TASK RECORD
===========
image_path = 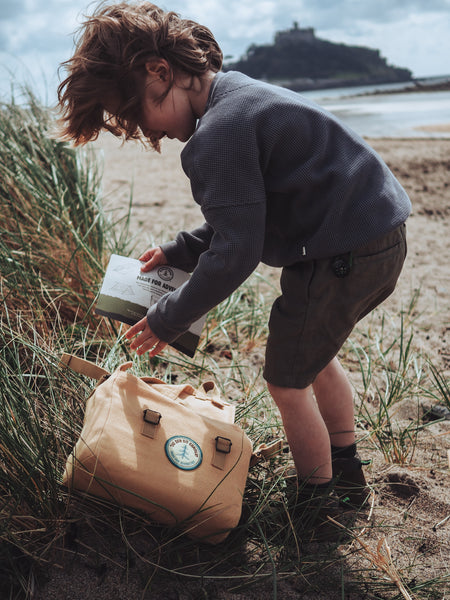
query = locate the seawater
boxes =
[300,79,450,138]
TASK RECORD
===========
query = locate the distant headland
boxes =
[224,22,413,91]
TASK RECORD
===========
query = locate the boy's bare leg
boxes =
[267,357,355,484]
[313,357,369,506]
[267,382,332,485]
[312,357,355,448]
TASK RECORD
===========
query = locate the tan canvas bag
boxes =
[61,354,254,544]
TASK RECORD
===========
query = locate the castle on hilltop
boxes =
[225,21,412,91]
[274,22,316,45]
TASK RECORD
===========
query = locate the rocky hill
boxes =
[224,22,412,91]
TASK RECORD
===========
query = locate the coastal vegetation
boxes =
[1,88,449,600]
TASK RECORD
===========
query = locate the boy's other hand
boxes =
[125,317,168,357]
[139,246,167,272]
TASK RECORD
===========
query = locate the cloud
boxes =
[0,0,27,20]
[0,0,449,102]
[0,1,80,55]
[298,0,449,28]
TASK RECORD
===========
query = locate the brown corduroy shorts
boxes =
[263,224,407,389]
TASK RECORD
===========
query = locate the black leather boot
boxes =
[332,453,370,507]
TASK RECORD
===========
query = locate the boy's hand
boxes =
[125,317,168,357]
[128,247,169,356]
[139,246,167,272]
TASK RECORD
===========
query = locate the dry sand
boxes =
[39,134,450,599]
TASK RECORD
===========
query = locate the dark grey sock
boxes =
[331,443,357,459]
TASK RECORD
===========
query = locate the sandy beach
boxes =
[39,133,450,599]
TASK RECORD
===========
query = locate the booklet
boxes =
[95,254,206,357]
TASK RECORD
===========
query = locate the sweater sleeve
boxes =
[147,200,266,343]
[160,222,214,272]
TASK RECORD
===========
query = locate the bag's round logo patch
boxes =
[165,436,203,471]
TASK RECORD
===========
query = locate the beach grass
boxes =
[1,88,449,600]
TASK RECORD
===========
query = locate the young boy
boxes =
[58,2,410,533]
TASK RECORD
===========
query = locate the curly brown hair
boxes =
[57,1,223,148]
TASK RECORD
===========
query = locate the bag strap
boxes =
[60,353,110,381]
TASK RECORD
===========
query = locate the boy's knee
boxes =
[267,381,310,407]
[267,381,289,397]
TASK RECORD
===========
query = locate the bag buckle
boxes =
[215,436,232,454]
[142,408,162,438]
[212,436,232,469]
[143,409,162,425]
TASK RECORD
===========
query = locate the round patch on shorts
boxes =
[165,436,203,471]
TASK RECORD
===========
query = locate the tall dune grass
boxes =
[0,88,129,333]
[0,88,449,599]
[0,86,130,597]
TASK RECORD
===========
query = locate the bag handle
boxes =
[60,353,234,417]
[250,438,286,467]
[194,381,227,409]
[60,354,219,403]
[60,353,110,381]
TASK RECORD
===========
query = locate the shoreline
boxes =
[277,75,450,96]
[414,122,450,133]
[360,77,450,96]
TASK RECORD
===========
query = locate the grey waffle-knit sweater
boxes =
[147,71,411,343]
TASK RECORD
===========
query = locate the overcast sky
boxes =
[1,0,449,103]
